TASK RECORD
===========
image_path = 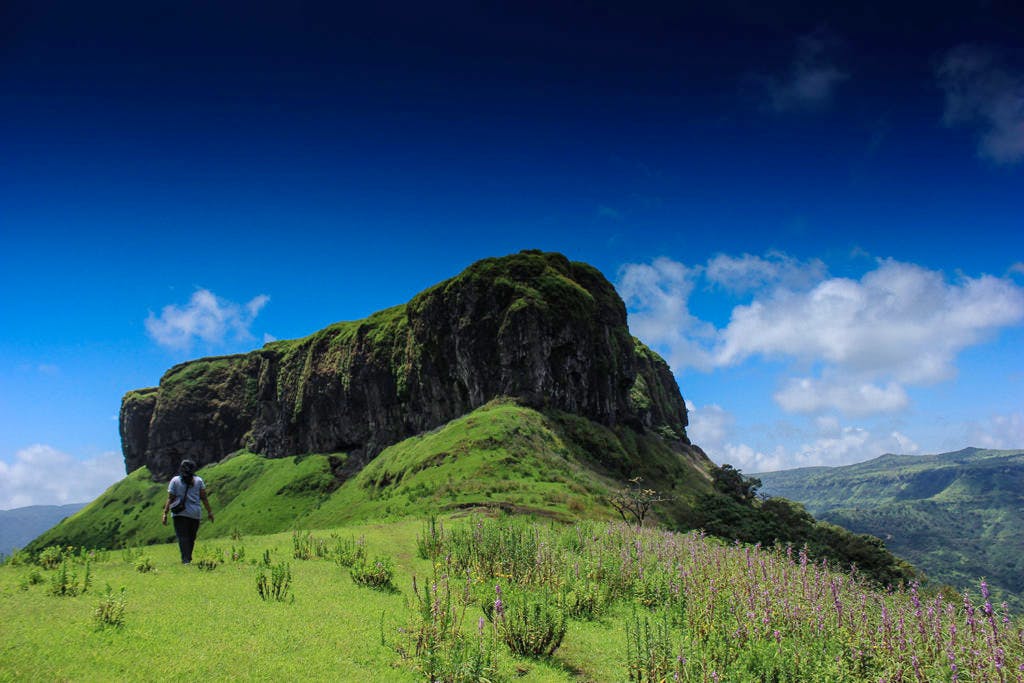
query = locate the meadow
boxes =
[3,514,1022,682]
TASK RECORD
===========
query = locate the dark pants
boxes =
[172,515,201,563]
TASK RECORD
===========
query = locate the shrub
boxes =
[5,548,30,566]
[350,555,395,590]
[625,609,680,682]
[194,549,221,571]
[292,530,329,560]
[292,530,313,560]
[135,556,156,573]
[38,546,64,570]
[332,535,365,567]
[491,585,567,658]
[18,568,45,590]
[121,547,143,565]
[48,558,91,597]
[400,574,498,683]
[416,517,445,560]
[560,578,608,620]
[93,585,127,629]
[256,561,292,602]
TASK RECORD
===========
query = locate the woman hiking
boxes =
[161,459,214,564]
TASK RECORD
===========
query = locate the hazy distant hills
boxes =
[0,503,86,556]
[757,448,1024,610]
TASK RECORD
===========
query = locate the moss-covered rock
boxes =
[121,250,695,480]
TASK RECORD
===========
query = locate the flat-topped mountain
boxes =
[121,250,691,480]
[35,250,914,589]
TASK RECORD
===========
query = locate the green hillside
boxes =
[4,515,1020,681]
[29,399,712,553]
[757,448,1024,610]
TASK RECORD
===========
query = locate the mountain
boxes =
[120,250,691,480]
[31,251,913,588]
[0,503,86,556]
[30,399,712,551]
[757,447,1024,610]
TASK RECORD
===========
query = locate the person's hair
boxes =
[179,459,197,485]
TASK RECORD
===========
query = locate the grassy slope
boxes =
[30,400,711,552]
[757,448,1024,609]
[4,515,1022,682]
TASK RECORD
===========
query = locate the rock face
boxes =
[122,251,691,480]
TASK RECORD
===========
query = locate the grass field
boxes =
[5,513,1022,682]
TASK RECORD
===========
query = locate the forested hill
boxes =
[757,448,1024,610]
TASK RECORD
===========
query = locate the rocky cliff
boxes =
[121,250,691,480]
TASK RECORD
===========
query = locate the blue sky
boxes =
[1,1,1022,507]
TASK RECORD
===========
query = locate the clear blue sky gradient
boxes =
[2,1,1022,506]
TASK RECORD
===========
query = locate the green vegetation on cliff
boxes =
[35,400,711,553]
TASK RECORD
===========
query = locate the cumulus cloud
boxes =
[760,30,849,112]
[146,289,270,350]
[0,445,124,509]
[620,254,1024,417]
[706,252,826,293]
[687,402,922,473]
[774,376,908,415]
[715,259,1024,384]
[617,258,716,371]
[937,45,1024,164]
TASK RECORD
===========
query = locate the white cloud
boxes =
[774,376,908,415]
[145,288,270,350]
[937,45,1024,164]
[618,258,716,371]
[760,30,849,112]
[0,445,124,510]
[687,402,922,473]
[705,252,826,293]
[620,254,1024,417]
[716,259,1024,390]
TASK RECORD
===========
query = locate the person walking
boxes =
[161,459,214,564]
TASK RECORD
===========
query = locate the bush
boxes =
[18,568,44,590]
[625,609,680,682]
[491,586,566,658]
[292,530,330,560]
[93,585,127,629]
[400,573,498,683]
[194,549,221,572]
[350,555,395,590]
[135,556,156,573]
[256,562,292,602]
[333,535,366,567]
[48,558,91,597]
[38,546,64,570]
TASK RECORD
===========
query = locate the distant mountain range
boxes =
[0,503,87,557]
[757,447,1024,611]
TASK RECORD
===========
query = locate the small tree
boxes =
[608,477,668,527]
[711,464,761,505]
